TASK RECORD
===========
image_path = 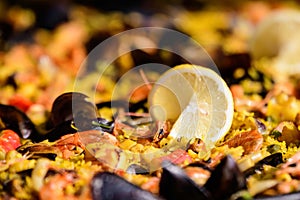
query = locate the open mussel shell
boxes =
[50,92,98,130]
[160,155,247,200]
[244,153,283,178]
[91,172,162,200]
[204,155,247,200]
[0,104,41,140]
[43,120,77,142]
[159,160,211,200]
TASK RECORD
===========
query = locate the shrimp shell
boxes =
[224,130,263,155]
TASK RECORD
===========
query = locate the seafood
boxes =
[17,129,118,160]
[0,104,38,140]
[152,121,171,143]
[159,160,211,200]
[159,155,247,200]
[204,155,247,200]
[39,172,78,200]
[231,81,298,115]
[0,92,116,143]
[91,172,162,200]
[3,2,300,199]
[243,153,283,177]
[50,92,98,129]
[224,130,263,155]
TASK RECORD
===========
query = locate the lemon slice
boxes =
[148,64,234,149]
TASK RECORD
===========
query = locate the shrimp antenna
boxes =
[139,69,152,90]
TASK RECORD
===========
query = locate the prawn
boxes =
[54,130,119,159]
[152,120,171,143]
[276,151,300,178]
[18,130,119,160]
[231,81,297,114]
[39,172,82,200]
[224,130,263,155]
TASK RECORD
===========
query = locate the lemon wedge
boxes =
[148,64,234,149]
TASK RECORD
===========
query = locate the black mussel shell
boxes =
[96,99,148,113]
[50,92,98,130]
[43,93,115,141]
[159,160,211,200]
[43,120,77,142]
[244,153,283,178]
[204,155,247,200]
[91,172,162,200]
[0,104,39,140]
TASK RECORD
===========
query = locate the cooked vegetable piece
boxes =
[0,130,21,152]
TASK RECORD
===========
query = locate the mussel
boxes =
[0,92,116,143]
[244,153,283,178]
[159,155,247,200]
[50,92,115,132]
[204,155,247,200]
[91,172,162,200]
[159,160,211,200]
[0,104,41,141]
[50,92,98,129]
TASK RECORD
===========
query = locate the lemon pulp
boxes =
[148,64,234,149]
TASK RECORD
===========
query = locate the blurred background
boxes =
[0,0,300,122]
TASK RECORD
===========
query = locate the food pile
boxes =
[1,1,300,200]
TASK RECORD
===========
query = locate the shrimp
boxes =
[18,130,119,160]
[152,121,171,143]
[272,151,300,194]
[54,130,119,159]
[231,81,297,114]
[276,151,300,178]
[224,130,263,155]
[130,69,153,103]
[230,84,263,112]
[188,138,206,153]
[276,180,300,195]
[39,172,80,200]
